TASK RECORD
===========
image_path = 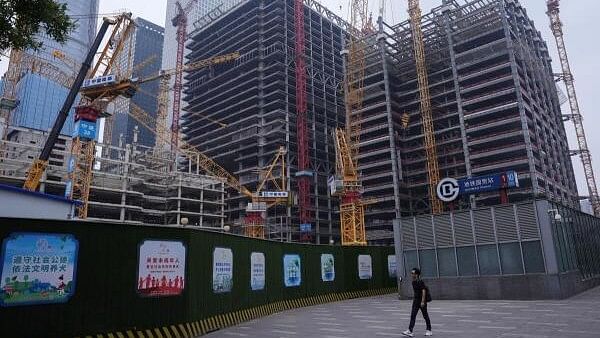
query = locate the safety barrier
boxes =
[0,217,396,337]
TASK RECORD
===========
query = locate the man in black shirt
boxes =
[402,268,432,337]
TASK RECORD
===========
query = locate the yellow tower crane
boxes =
[136,51,240,149]
[546,0,600,215]
[331,0,370,246]
[23,13,136,199]
[408,0,443,214]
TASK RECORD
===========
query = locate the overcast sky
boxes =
[1,0,598,197]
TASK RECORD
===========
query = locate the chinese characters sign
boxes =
[321,254,335,282]
[387,255,397,278]
[250,252,265,291]
[213,247,233,293]
[1,233,78,307]
[137,240,186,297]
[284,254,301,287]
[460,171,519,194]
[358,255,372,280]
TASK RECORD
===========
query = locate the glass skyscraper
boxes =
[111,18,165,148]
[8,0,99,135]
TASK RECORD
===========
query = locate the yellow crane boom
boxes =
[408,0,443,214]
[128,102,287,238]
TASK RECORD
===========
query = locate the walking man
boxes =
[402,268,432,336]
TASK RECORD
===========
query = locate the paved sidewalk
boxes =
[205,286,600,338]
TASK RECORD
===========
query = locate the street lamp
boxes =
[548,209,563,222]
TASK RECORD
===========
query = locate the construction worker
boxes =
[402,268,432,337]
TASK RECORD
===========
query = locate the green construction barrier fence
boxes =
[0,217,396,337]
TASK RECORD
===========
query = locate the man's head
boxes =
[410,268,421,281]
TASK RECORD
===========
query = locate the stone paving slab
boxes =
[204,286,600,338]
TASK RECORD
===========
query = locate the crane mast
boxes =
[170,0,199,151]
[294,0,313,242]
[408,0,443,214]
[332,0,369,246]
[546,0,600,216]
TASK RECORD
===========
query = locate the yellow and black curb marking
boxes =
[78,287,396,338]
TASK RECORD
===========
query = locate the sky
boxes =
[1,0,599,197]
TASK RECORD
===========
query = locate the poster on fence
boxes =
[213,247,233,293]
[387,255,397,278]
[137,240,186,297]
[283,254,301,287]
[320,254,335,282]
[358,254,372,280]
[250,252,265,291]
[0,232,78,307]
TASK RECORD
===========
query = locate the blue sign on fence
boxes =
[459,171,519,195]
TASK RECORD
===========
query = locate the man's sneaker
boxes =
[402,330,414,337]
[424,330,433,336]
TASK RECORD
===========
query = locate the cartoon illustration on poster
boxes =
[213,247,233,293]
[283,254,301,287]
[387,255,397,278]
[0,232,78,307]
[320,254,335,282]
[250,252,265,291]
[358,254,372,280]
[137,240,186,297]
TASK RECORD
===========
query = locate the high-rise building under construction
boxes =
[358,0,579,241]
[183,0,350,242]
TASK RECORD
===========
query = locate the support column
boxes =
[441,2,473,208]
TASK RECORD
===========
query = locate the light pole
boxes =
[548,209,563,222]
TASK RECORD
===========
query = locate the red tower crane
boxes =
[295,0,313,242]
[171,0,199,151]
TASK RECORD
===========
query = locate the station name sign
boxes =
[258,191,289,198]
[437,171,519,202]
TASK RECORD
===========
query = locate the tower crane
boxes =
[407,0,443,214]
[331,0,370,246]
[294,0,313,242]
[135,51,240,149]
[23,13,136,201]
[170,0,201,151]
[126,103,288,238]
[546,0,600,216]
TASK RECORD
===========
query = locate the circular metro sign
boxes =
[437,177,460,202]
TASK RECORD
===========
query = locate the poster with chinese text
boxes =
[358,254,372,280]
[1,232,78,307]
[137,240,186,297]
[320,254,335,282]
[283,254,301,287]
[387,255,397,278]
[250,252,265,291]
[213,247,233,293]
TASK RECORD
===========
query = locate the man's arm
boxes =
[421,289,426,307]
